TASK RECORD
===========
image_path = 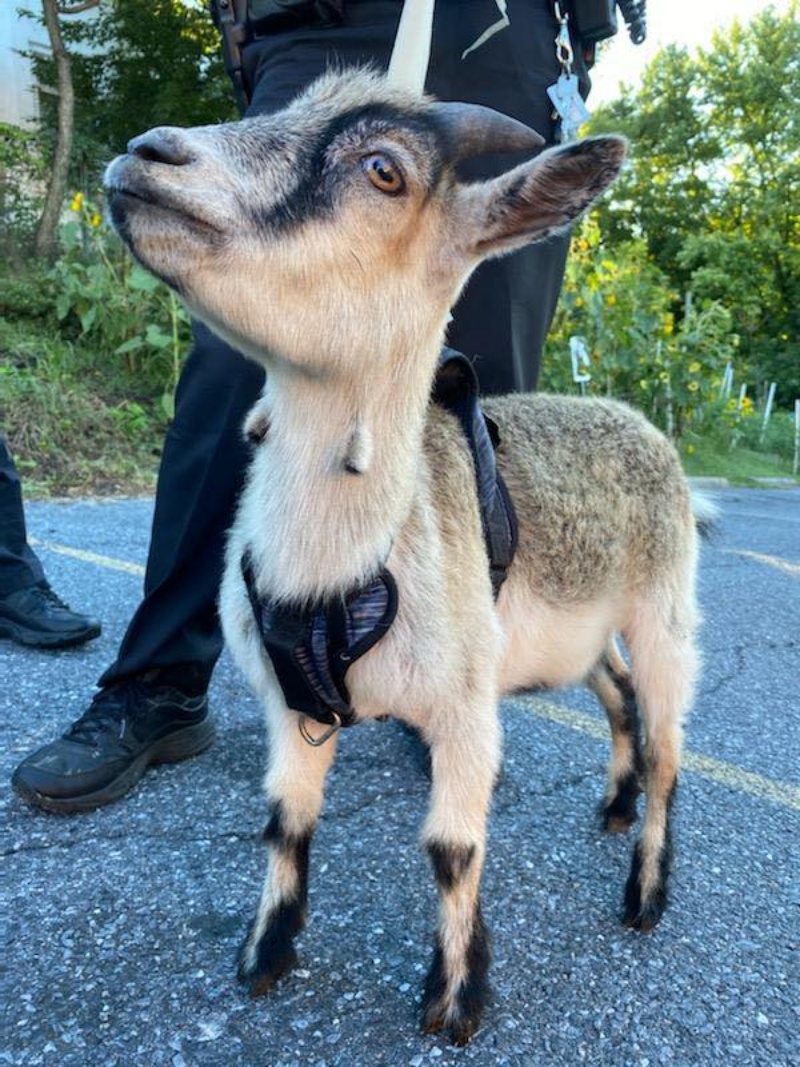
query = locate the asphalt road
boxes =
[2,487,799,1067]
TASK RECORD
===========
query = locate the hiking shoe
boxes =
[0,580,101,649]
[11,676,214,813]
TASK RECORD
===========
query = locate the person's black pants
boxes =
[101,0,585,687]
[0,437,45,597]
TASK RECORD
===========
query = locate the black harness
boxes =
[241,349,518,738]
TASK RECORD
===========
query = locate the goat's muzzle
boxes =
[126,128,197,168]
[104,127,225,252]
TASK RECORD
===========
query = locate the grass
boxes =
[680,409,798,486]
[680,441,798,485]
[1,318,163,498]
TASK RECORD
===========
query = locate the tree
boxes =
[34,0,101,262]
[30,0,231,258]
[588,3,800,402]
[58,0,232,169]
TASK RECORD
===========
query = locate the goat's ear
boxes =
[457,136,626,257]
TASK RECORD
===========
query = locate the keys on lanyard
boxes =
[547,2,591,142]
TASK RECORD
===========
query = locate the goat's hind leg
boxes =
[238,707,337,996]
[589,637,644,833]
[419,698,501,1045]
[622,592,698,931]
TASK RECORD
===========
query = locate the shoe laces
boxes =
[63,681,146,746]
[33,582,71,612]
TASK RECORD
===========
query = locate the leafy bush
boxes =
[0,265,57,324]
[0,123,47,263]
[0,192,193,495]
[0,320,164,496]
[588,7,800,406]
[543,215,737,439]
[48,192,191,419]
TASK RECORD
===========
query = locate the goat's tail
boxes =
[691,489,720,542]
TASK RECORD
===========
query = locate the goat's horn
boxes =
[387,0,435,95]
[431,102,546,161]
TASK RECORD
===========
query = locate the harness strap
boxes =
[242,553,398,728]
[432,349,519,598]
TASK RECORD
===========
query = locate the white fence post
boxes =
[759,382,776,446]
[570,336,592,397]
[719,362,733,402]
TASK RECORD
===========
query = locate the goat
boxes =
[104,68,700,1045]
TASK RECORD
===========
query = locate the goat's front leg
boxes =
[419,700,501,1045]
[238,707,337,996]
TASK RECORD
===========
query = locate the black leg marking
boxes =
[237,899,305,996]
[601,770,641,833]
[428,842,476,892]
[596,654,645,831]
[421,906,492,1046]
[604,655,645,774]
[238,803,312,996]
[622,784,677,932]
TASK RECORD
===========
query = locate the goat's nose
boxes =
[127,128,194,166]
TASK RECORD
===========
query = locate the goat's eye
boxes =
[361,153,405,196]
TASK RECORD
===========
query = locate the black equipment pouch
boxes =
[211,0,249,112]
[210,0,345,112]
[566,0,647,46]
[566,0,618,44]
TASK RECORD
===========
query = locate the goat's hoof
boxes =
[622,898,665,932]
[622,839,670,931]
[601,806,638,834]
[420,964,490,1046]
[421,1002,482,1047]
[622,873,667,932]
[237,934,299,997]
[600,776,640,833]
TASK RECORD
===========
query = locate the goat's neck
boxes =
[243,336,441,603]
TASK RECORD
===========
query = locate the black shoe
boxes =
[11,675,214,813]
[0,580,101,649]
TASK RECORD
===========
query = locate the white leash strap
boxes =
[387,0,435,93]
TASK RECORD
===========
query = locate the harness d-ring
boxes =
[298,712,342,748]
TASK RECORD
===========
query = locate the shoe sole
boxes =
[0,620,102,649]
[11,718,216,814]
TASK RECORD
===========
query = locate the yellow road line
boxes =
[512,694,800,812]
[29,537,145,577]
[727,549,800,577]
[28,537,800,811]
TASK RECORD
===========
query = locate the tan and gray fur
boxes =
[104,69,700,1046]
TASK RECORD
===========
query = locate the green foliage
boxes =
[543,216,737,438]
[31,0,234,185]
[589,3,800,404]
[0,319,164,497]
[679,438,797,485]
[0,265,56,324]
[0,192,192,494]
[0,123,48,263]
[46,192,191,417]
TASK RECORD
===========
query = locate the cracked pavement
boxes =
[2,487,798,1066]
